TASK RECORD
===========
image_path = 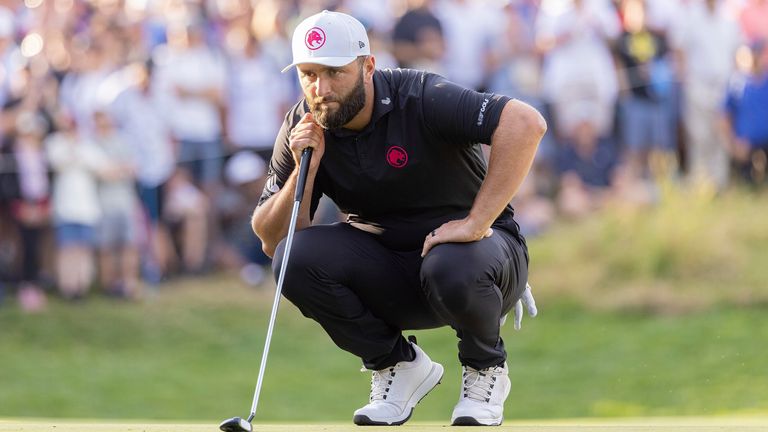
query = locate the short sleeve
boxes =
[257,115,295,207]
[421,73,511,146]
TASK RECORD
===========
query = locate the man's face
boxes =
[298,59,366,129]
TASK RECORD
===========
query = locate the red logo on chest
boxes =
[305,27,326,50]
[386,146,408,168]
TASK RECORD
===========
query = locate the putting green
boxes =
[1,417,767,431]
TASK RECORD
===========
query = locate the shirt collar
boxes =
[328,69,393,138]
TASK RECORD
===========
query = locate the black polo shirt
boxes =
[259,68,518,251]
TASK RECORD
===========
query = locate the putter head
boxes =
[219,417,253,432]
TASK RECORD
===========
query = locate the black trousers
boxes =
[273,222,528,370]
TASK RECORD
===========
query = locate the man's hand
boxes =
[289,112,325,172]
[421,218,493,257]
[513,283,537,330]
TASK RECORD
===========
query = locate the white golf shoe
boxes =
[353,341,444,425]
[450,362,511,426]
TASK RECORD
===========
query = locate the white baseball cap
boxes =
[281,10,370,73]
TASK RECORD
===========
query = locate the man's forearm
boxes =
[467,99,547,233]
[251,169,317,257]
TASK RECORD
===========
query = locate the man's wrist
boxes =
[465,213,493,238]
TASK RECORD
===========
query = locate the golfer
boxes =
[252,10,546,426]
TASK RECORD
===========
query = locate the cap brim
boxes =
[281,56,358,73]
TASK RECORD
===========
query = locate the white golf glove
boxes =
[500,282,537,330]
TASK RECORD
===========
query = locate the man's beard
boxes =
[309,70,366,130]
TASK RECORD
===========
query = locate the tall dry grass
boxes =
[529,186,768,313]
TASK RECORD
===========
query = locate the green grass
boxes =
[0,279,766,422]
[3,417,768,432]
[1,188,767,422]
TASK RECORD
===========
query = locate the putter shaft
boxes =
[245,148,313,422]
[247,197,301,421]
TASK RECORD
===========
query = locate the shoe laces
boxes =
[461,365,502,403]
[363,366,397,402]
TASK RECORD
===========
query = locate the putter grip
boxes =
[294,147,313,203]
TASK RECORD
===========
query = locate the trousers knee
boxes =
[271,232,315,304]
[420,252,482,315]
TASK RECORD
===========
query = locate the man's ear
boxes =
[365,55,376,82]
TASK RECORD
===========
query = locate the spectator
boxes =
[555,113,619,218]
[154,19,226,194]
[111,60,177,284]
[4,111,51,312]
[537,0,621,144]
[639,0,683,178]
[46,113,107,300]
[723,42,768,184]
[391,0,445,72]
[616,0,676,181]
[488,1,559,228]
[671,0,742,190]
[220,151,270,286]
[489,0,542,101]
[153,18,228,271]
[1,61,62,307]
[163,168,209,275]
[435,0,504,90]
[92,109,141,299]
[223,25,291,162]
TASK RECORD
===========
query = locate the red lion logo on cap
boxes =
[305,27,326,50]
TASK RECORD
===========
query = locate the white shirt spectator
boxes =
[671,0,743,189]
[111,85,176,187]
[226,45,291,150]
[154,43,226,141]
[537,0,620,136]
[46,132,107,225]
[435,0,505,90]
[671,0,742,88]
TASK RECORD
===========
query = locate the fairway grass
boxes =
[2,189,767,423]
[2,417,768,432]
[1,279,767,421]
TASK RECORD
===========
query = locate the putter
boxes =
[220,148,313,432]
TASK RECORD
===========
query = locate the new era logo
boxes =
[359,41,365,49]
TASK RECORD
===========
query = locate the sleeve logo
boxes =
[476,97,489,126]
[265,170,280,194]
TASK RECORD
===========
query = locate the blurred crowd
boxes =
[0,0,766,312]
